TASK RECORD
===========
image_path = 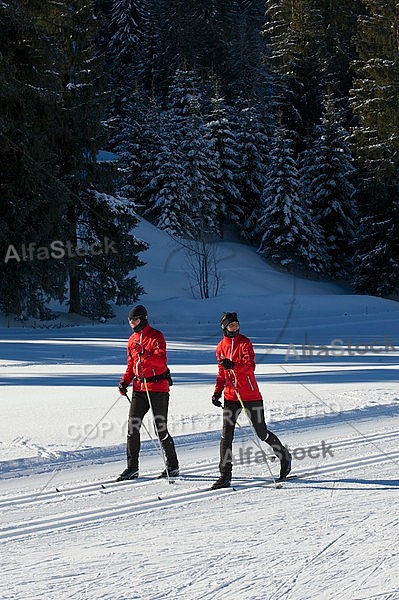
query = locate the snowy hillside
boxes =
[1,218,399,600]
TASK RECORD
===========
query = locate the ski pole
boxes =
[225,368,278,487]
[136,353,172,484]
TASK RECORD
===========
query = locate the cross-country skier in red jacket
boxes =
[211,311,291,489]
[117,305,179,481]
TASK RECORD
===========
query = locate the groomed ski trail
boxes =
[1,447,399,541]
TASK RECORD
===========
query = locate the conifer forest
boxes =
[1,0,398,318]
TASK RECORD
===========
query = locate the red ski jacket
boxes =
[214,333,262,401]
[121,324,170,393]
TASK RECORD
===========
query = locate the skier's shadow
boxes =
[309,476,399,490]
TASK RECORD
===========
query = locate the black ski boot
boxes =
[212,462,232,490]
[211,462,232,489]
[211,474,231,490]
[158,466,180,479]
[116,467,139,481]
[279,449,292,480]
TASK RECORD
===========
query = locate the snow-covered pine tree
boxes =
[155,0,227,100]
[148,68,220,239]
[320,0,363,111]
[234,100,271,241]
[299,96,357,279]
[0,0,66,318]
[257,125,327,273]
[146,110,192,236]
[352,193,399,297]
[205,86,241,229]
[108,0,147,70]
[263,0,325,146]
[263,0,359,153]
[350,0,399,179]
[106,0,149,121]
[71,191,147,318]
[54,0,147,317]
[114,90,160,212]
[138,0,163,94]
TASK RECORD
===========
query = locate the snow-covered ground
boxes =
[1,218,399,600]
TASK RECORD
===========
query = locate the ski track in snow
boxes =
[1,426,399,599]
[1,428,399,513]
[1,446,399,542]
[2,385,399,600]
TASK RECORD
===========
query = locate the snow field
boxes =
[1,218,399,599]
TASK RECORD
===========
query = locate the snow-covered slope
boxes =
[1,218,399,600]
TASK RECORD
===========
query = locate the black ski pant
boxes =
[126,391,178,472]
[219,399,287,476]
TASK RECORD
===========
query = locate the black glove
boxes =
[118,381,128,396]
[220,358,234,370]
[212,393,222,407]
